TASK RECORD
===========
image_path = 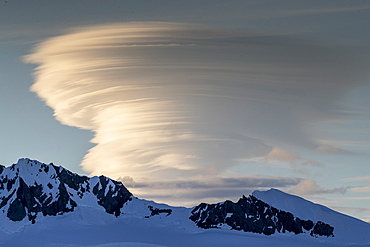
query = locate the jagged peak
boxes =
[15,158,42,166]
[0,157,132,223]
[190,193,335,237]
[9,158,50,172]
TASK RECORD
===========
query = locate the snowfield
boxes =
[1,196,369,247]
[0,159,369,247]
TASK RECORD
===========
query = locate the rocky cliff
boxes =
[189,194,334,237]
[0,158,132,223]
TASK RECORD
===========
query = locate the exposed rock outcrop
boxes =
[145,205,172,218]
[93,175,132,217]
[189,195,334,237]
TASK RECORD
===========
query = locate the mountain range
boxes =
[0,158,369,247]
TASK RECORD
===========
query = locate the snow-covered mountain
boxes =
[253,188,370,244]
[0,158,369,247]
[0,158,131,224]
[189,194,334,237]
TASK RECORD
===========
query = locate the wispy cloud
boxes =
[265,147,300,163]
[253,147,325,174]
[248,4,370,20]
[331,206,370,223]
[342,175,370,182]
[349,187,370,193]
[25,22,369,203]
[120,174,301,206]
[316,145,345,154]
[301,159,324,167]
[293,179,348,196]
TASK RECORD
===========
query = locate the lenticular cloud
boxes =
[25,22,365,202]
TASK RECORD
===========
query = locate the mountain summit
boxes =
[0,158,369,247]
[0,158,131,223]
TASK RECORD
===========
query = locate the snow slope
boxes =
[0,159,369,247]
[253,189,370,245]
[2,201,364,247]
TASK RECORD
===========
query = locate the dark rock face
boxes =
[92,176,132,217]
[145,205,172,218]
[311,221,334,237]
[7,198,26,221]
[5,176,77,223]
[189,195,334,237]
[0,159,132,223]
[55,166,89,191]
[0,164,82,222]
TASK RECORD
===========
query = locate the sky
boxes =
[1,0,370,222]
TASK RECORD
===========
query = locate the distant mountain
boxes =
[189,194,334,237]
[0,158,369,247]
[253,188,370,244]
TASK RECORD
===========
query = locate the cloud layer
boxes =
[25,22,368,203]
[120,174,301,205]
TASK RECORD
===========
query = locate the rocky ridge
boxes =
[0,158,337,239]
[0,158,132,223]
[189,194,334,237]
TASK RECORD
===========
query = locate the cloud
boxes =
[293,179,348,196]
[261,147,324,174]
[349,187,370,193]
[255,5,370,19]
[120,175,301,190]
[25,22,368,203]
[333,206,370,213]
[301,159,324,167]
[265,147,300,163]
[331,206,370,223]
[316,145,344,154]
[343,176,370,182]
[120,174,302,206]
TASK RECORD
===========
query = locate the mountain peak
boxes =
[0,159,132,224]
[11,158,51,173]
[1,159,370,246]
[252,188,332,222]
[12,158,33,169]
[16,157,33,164]
[253,188,295,197]
[14,158,42,167]
[251,188,370,244]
